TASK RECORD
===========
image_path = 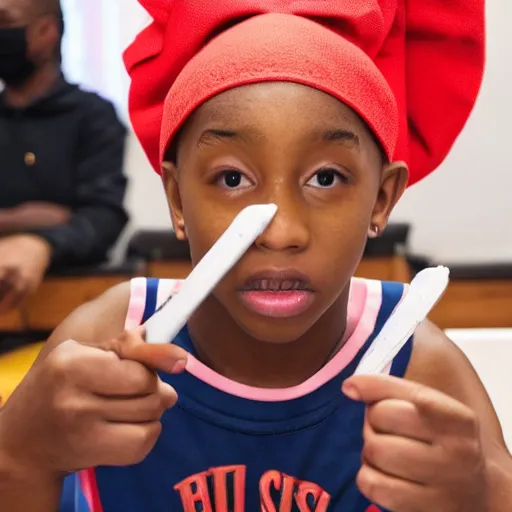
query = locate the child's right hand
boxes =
[0,327,188,476]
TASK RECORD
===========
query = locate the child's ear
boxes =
[369,161,409,238]
[162,161,187,241]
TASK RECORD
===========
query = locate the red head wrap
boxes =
[124,0,484,186]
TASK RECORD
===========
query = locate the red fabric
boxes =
[160,14,399,166]
[79,469,104,512]
[124,0,484,186]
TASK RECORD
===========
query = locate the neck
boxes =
[3,63,61,108]
[188,289,350,388]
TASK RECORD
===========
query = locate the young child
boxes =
[1,1,511,511]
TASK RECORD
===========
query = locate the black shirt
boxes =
[0,78,128,265]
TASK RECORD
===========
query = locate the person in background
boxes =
[0,0,128,313]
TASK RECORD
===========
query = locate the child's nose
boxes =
[255,195,310,254]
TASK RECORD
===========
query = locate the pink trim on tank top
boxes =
[79,469,104,512]
[157,278,183,306]
[125,278,147,330]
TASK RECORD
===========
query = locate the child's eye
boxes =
[306,168,348,189]
[217,170,252,189]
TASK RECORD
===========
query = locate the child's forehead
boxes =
[186,82,371,140]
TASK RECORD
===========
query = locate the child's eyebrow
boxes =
[321,129,360,149]
[197,128,240,148]
[196,127,361,150]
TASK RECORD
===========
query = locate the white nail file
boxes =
[144,204,278,343]
[354,266,450,375]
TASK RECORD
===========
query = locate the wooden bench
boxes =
[430,264,512,329]
[0,260,145,334]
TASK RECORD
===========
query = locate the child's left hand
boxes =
[343,374,488,512]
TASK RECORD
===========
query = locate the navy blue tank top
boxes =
[60,277,413,512]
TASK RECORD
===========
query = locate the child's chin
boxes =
[234,314,317,345]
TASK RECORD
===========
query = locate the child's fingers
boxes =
[357,463,435,512]
[106,328,188,375]
[343,374,475,433]
[366,399,433,443]
[119,337,188,375]
[99,383,177,424]
[93,421,164,468]
[362,417,440,484]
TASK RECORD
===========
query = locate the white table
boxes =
[447,329,512,449]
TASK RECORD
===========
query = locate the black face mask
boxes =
[0,26,36,86]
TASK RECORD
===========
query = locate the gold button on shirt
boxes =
[24,152,36,166]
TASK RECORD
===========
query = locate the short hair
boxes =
[33,0,64,35]
[31,0,61,16]
[29,0,65,59]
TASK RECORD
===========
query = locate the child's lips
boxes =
[239,268,315,318]
[238,289,315,319]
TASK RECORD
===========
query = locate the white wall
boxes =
[70,0,512,264]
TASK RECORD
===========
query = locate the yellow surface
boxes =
[0,343,44,402]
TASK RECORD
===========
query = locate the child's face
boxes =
[163,82,407,343]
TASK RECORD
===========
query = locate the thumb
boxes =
[107,327,188,374]
[342,374,415,405]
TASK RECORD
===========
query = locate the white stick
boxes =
[144,204,278,344]
[354,266,450,375]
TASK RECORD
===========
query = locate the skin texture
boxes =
[0,83,510,512]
